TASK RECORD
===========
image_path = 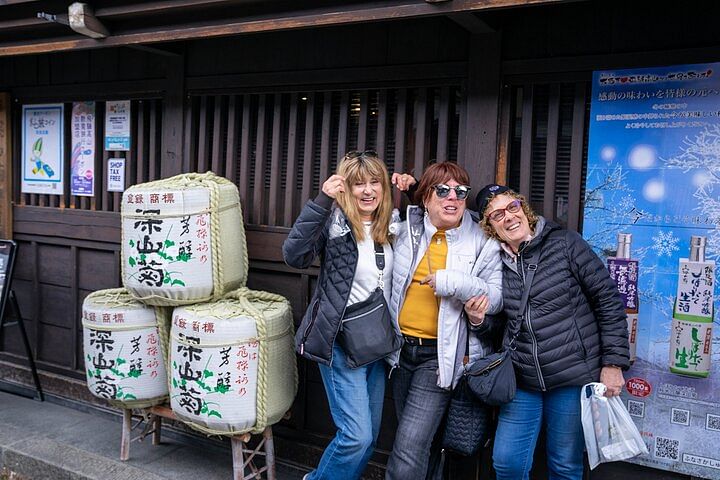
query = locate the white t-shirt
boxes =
[347,223,393,306]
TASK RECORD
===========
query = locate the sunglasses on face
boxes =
[344,150,378,160]
[433,184,472,200]
[487,199,523,222]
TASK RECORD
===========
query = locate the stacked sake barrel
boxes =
[82,172,298,436]
[82,288,172,408]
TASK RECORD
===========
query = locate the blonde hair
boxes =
[480,190,539,242]
[335,153,393,244]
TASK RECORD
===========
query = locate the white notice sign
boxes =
[108,158,126,192]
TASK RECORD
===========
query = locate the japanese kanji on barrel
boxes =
[121,172,248,306]
[169,288,297,435]
[82,288,171,409]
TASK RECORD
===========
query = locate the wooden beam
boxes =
[68,3,110,39]
[447,12,494,33]
[0,92,11,239]
[0,0,572,57]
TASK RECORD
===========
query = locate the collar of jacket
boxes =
[500,216,563,270]
[405,204,478,246]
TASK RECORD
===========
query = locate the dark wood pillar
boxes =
[161,54,185,178]
[460,33,502,193]
[0,92,11,239]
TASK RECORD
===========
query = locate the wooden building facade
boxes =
[2,0,720,478]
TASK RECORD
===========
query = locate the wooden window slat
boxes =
[211,95,224,175]
[183,96,197,173]
[268,93,283,226]
[284,93,299,227]
[337,91,349,159]
[318,93,332,190]
[148,100,158,182]
[519,84,534,199]
[225,95,239,183]
[376,90,388,162]
[136,100,146,185]
[301,93,316,205]
[414,88,429,177]
[543,84,560,219]
[238,95,252,220]
[394,89,408,175]
[197,96,210,173]
[436,86,450,163]
[496,85,512,184]
[357,91,369,151]
[252,94,268,225]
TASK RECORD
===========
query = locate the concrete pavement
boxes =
[0,389,307,480]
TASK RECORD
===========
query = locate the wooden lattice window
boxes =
[184,86,463,227]
[499,81,590,232]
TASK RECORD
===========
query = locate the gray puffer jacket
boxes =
[497,217,630,391]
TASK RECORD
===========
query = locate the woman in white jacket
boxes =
[385,162,503,480]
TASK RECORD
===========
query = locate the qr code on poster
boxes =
[671,408,690,426]
[655,437,679,461]
[707,414,720,432]
[627,400,644,418]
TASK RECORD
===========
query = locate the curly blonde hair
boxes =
[480,190,539,242]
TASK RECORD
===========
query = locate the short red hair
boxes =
[415,162,471,207]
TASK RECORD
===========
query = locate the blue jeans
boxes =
[307,343,386,480]
[385,344,451,480]
[493,386,585,480]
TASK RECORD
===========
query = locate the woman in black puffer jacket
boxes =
[467,184,630,480]
[283,151,397,480]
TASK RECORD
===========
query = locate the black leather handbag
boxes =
[465,241,542,406]
[337,242,403,369]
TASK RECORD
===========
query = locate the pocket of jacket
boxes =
[303,298,321,340]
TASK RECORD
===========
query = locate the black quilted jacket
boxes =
[282,193,358,365]
[499,218,630,391]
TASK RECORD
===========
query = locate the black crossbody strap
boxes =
[507,238,544,348]
[373,242,385,270]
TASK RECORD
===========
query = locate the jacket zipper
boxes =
[300,299,321,356]
[518,251,546,391]
[465,356,503,376]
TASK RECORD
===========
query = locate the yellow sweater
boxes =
[398,232,447,338]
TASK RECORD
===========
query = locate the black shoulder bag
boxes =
[465,243,542,406]
[337,242,403,369]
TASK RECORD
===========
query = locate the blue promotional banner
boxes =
[585,63,720,478]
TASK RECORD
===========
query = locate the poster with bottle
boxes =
[21,104,64,194]
[70,102,95,196]
[584,62,720,478]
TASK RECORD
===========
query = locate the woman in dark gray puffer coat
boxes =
[467,184,630,480]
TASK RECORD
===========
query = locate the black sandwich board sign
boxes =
[0,240,43,400]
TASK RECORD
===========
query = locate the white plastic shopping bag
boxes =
[581,382,649,469]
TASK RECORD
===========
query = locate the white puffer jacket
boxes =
[388,206,503,389]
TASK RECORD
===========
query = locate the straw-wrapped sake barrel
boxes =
[169,288,297,435]
[121,172,248,306]
[82,288,171,408]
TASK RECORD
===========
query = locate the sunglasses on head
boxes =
[487,199,523,222]
[433,184,472,200]
[344,150,378,160]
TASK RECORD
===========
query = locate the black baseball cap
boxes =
[475,184,511,216]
